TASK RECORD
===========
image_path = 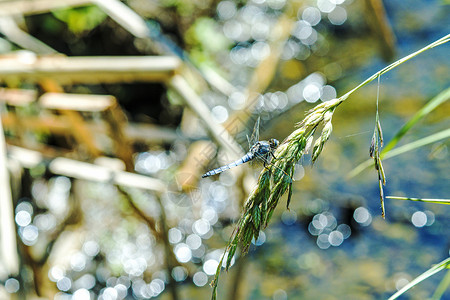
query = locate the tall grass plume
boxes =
[210,34,450,299]
[210,97,343,299]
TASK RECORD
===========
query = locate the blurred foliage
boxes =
[185,17,232,65]
[52,6,107,35]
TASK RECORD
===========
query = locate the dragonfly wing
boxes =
[249,116,260,148]
[254,151,293,183]
[253,150,270,166]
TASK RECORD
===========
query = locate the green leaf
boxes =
[252,205,261,234]
[52,6,106,34]
[286,182,293,209]
[226,244,237,271]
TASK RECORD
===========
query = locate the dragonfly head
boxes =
[269,138,279,150]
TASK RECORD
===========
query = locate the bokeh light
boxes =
[328,6,347,25]
[15,210,32,227]
[301,7,322,26]
[273,288,288,300]
[328,230,344,246]
[411,211,427,228]
[252,231,266,246]
[192,218,211,236]
[83,240,100,257]
[353,207,372,226]
[228,91,246,110]
[168,227,183,244]
[336,224,351,239]
[317,0,336,13]
[72,288,90,300]
[20,224,39,245]
[193,271,208,286]
[281,210,297,225]
[174,243,192,263]
[424,210,435,226]
[211,105,229,123]
[186,234,202,250]
[217,1,237,20]
[5,278,20,293]
[56,277,72,292]
[171,266,188,282]
[317,233,330,249]
[203,259,219,275]
[73,274,96,290]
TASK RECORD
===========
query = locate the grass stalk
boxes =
[386,196,450,205]
[431,269,450,300]
[388,257,450,300]
[210,33,450,300]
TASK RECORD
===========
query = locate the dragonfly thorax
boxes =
[250,138,279,157]
[250,141,269,156]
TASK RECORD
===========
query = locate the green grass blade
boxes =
[386,196,450,205]
[348,88,450,178]
[388,257,450,300]
[383,87,450,153]
[383,128,450,159]
[431,270,450,300]
[348,127,450,179]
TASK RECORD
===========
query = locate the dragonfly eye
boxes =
[270,139,279,148]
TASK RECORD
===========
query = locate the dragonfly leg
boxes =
[263,153,270,167]
[254,151,292,183]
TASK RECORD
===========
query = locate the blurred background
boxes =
[0,0,449,299]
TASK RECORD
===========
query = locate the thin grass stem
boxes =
[386,196,450,205]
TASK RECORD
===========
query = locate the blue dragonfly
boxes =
[202,117,281,178]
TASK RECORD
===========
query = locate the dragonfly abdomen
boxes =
[202,152,254,178]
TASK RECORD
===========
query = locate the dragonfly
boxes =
[202,117,281,178]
